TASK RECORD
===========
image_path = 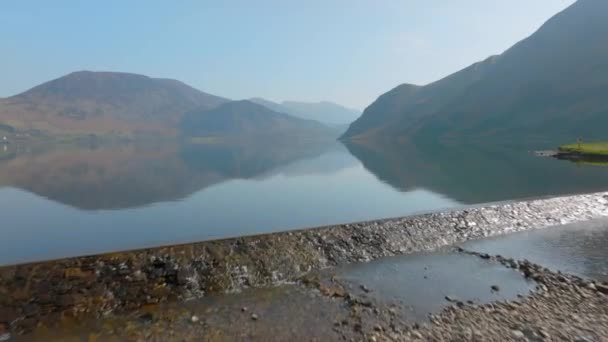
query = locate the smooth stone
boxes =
[511,330,525,339]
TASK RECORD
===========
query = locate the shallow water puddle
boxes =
[334,251,535,320]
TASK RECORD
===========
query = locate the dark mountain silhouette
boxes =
[249,98,360,126]
[342,0,608,147]
[180,100,339,140]
[0,71,228,136]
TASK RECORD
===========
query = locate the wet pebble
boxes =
[445,295,458,302]
[511,330,525,339]
[139,313,154,323]
[411,331,423,339]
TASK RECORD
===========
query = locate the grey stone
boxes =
[511,330,525,339]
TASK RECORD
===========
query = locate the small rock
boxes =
[411,331,423,339]
[521,327,539,340]
[139,313,154,323]
[360,285,371,293]
[191,315,200,323]
[251,313,259,321]
[445,295,458,302]
[132,270,146,281]
[491,285,500,292]
[23,303,41,317]
[241,306,248,312]
[0,333,10,342]
[587,283,596,291]
[511,330,525,339]
[596,284,608,294]
[0,308,18,323]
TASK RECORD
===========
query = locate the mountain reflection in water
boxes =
[1,139,608,265]
[344,140,608,204]
[0,140,342,210]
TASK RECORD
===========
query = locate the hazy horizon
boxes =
[2,0,575,109]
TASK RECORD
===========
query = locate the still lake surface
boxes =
[1,140,608,265]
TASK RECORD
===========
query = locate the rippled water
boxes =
[1,140,608,265]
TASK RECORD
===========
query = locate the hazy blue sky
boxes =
[1,0,575,109]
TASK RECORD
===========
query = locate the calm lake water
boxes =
[1,140,608,265]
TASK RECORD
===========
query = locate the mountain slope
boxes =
[0,71,228,136]
[180,100,338,140]
[249,98,360,126]
[248,97,289,114]
[342,0,608,146]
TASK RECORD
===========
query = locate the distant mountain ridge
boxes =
[0,71,229,136]
[249,98,360,126]
[181,100,338,140]
[342,0,608,146]
[0,71,340,141]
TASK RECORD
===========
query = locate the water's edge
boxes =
[0,191,607,330]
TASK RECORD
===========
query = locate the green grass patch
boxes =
[558,142,608,156]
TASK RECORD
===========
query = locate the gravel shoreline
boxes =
[380,249,608,341]
[300,248,608,341]
[0,191,607,336]
[15,249,608,341]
